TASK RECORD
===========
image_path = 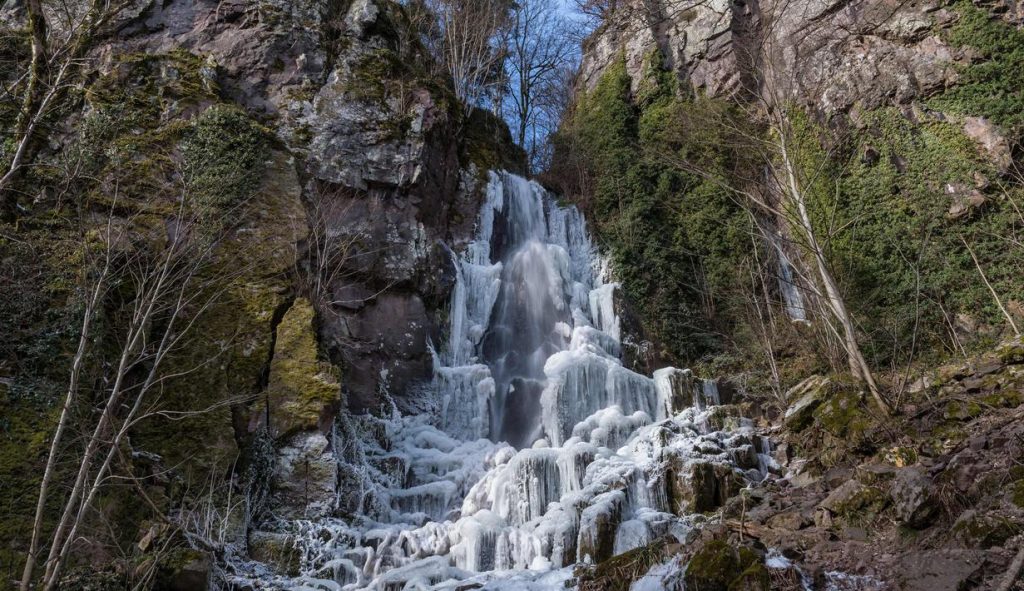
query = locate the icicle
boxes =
[230,170,773,591]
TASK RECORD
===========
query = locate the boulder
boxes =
[892,467,937,528]
[819,480,887,524]
[249,531,301,576]
[684,540,763,591]
[783,376,830,431]
[670,459,743,514]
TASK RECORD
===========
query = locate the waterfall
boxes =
[232,171,775,591]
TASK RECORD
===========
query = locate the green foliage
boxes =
[181,104,270,212]
[563,55,753,361]
[929,1,1024,135]
[828,107,1023,363]
[462,107,528,177]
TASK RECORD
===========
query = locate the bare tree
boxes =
[19,182,271,589]
[504,0,576,165]
[1,0,133,204]
[414,0,512,109]
[303,182,384,314]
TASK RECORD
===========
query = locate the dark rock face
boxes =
[105,0,488,418]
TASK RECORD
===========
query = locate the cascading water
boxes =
[229,171,776,591]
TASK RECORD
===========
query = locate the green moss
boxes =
[832,486,888,524]
[87,49,218,120]
[945,390,1022,420]
[461,107,528,176]
[577,540,668,591]
[728,562,771,591]
[929,1,1024,135]
[813,388,873,440]
[266,297,341,439]
[996,339,1024,365]
[827,104,1024,364]
[1011,479,1024,508]
[130,150,306,484]
[953,513,1020,548]
[685,541,762,591]
[181,104,270,214]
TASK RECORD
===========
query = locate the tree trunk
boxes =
[777,120,891,415]
[19,263,107,591]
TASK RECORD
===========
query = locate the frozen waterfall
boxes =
[233,171,776,591]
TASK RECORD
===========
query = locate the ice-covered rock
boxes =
[235,171,769,590]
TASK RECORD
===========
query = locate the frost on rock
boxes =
[231,171,774,591]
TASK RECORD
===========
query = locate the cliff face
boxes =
[0,0,523,580]
[560,0,1023,363]
[104,0,504,416]
[578,0,1019,113]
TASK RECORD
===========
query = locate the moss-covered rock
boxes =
[132,149,307,483]
[728,561,771,591]
[669,460,743,515]
[248,530,301,576]
[265,297,341,439]
[820,480,889,527]
[684,540,761,591]
[952,511,1020,549]
[576,539,669,591]
[783,375,830,431]
[1011,479,1024,508]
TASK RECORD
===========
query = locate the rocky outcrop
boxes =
[262,298,341,440]
[100,0,514,419]
[711,336,1024,589]
[579,0,967,113]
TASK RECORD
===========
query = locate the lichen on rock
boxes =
[264,297,342,439]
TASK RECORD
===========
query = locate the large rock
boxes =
[670,459,743,514]
[818,480,887,526]
[783,375,830,431]
[270,431,339,519]
[683,540,764,591]
[264,298,341,439]
[889,466,938,529]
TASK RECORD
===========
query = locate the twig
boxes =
[961,235,1020,337]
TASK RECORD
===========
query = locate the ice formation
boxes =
[230,171,775,591]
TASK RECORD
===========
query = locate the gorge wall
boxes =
[0,0,524,582]
[2,0,1024,589]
